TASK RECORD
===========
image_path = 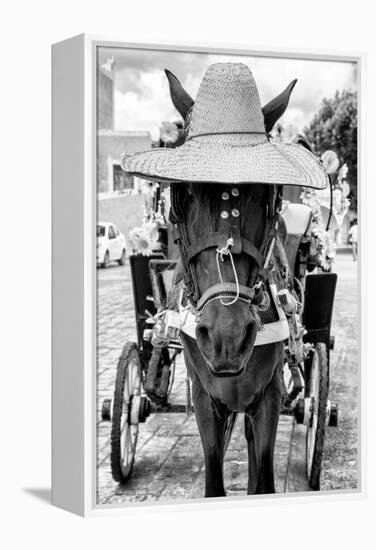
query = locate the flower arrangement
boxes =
[331,162,350,225]
[159,121,179,144]
[300,149,342,270]
[300,188,335,270]
[321,150,340,175]
[128,185,168,256]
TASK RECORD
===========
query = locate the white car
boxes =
[97,222,127,267]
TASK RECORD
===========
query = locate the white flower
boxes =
[338,163,348,180]
[128,222,159,256]
[342,182,350,197]
[159,121,179,144]
[321,150,339,175]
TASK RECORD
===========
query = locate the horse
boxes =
[163,69,297,497]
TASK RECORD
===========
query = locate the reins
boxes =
[216,238,240,306]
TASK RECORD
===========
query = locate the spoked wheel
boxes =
[305,343,329,490]
[111,342,143,483]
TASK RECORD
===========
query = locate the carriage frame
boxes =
[101,199,339,492]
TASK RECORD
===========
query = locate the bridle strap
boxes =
[246,186,282,288]
[187,233,264,267]
[170,182,283,308]
[169,183,197,298]
[197,283,255,311]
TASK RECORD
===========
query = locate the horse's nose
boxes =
[196,314,257,376]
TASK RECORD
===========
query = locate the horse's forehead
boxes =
[187,183,267,242]
[190,183,267,200]
[189,183,267,220]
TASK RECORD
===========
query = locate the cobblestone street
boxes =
[96,252,358,505]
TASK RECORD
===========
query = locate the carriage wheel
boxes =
[111,342,142,483]
[305,343,329,490]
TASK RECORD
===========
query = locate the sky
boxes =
[98,47,357,141]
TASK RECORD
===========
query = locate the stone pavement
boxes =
[96,252,358,505]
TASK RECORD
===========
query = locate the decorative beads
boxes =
[221,191,230,200]
[231,208,240,217]
[220,211,229,219]
[231,188,239,197]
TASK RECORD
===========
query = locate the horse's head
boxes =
[183,183,270,376]
[165,68,297,378]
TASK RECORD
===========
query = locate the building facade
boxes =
[97,130,151,195]
[97,62,152,237]
[97,63,152,196]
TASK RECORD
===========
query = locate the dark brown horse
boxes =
[165,70,296,497]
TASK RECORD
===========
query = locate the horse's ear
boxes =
[165,69,194,120]
[262,79,297,133]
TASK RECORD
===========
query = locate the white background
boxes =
[1,1,375,548]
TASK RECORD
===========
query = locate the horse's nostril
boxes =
[196,324,217,350]
[197,323,222,360]
[197,324,210,344]
[239,320,257,355]
[196,315,256,364]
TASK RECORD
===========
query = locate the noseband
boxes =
[169,183,282,315]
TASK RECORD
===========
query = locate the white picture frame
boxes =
[52,34,365,516]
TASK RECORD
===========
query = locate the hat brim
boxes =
[121,136,328,190]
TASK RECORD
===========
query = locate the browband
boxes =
[169,182,283,309]
[186,233,264,267]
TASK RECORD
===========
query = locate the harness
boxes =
[169,182,283,315]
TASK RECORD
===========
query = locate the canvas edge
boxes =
[357,50,367,501]
[52,33,86,516]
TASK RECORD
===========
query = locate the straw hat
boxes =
[121,63,328,189]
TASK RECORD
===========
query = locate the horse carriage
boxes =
[101,63,339,496]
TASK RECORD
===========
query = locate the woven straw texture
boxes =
[121,63,328,190]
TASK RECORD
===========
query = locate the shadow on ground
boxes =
[23,488,51,504]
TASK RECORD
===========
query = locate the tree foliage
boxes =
[304,90,357,210]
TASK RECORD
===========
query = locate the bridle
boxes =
[169,181,283,315]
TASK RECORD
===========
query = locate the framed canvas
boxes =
[52,35,365,516]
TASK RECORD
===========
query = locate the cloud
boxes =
[99,47,357,140]
[114,69,179,138]
[99,47,211,96]
[206,53,357,131]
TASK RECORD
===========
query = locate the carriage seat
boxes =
[281,202,312,274]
